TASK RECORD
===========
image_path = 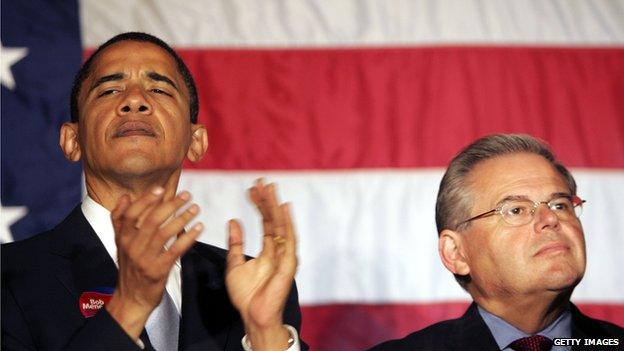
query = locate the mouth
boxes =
[113,121,156,138]
[534,242,569,257]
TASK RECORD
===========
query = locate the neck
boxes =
[84,168,182,211]
[472,289,571,333]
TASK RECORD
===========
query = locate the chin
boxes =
[540,266,584,291]
[115,156,161,175]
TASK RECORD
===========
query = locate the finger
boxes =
[266,184,286,238]
[111,194,131,224]
[281,203,297,260]
[248,178,263,207]
[259,225,277,261]
[226,219,246,273]
[148,203,200,255]
[122,187,165,228]
[140,191,192,233]
[160,222,203,266]
[250,179,272,223]
[111,195,131,242]
[135,197,165,229]
[270,203,291,259]
[129,192,191,255]
[265,183,281,212]
[251,181,279,239]
[258,183,281,237]
[255,177,266,193]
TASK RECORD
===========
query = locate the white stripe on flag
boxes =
[179,169,624,304]
[80,0,624,48]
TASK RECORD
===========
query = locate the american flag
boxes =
[2,1,623,350]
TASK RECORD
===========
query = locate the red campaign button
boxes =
[78,291,113,318]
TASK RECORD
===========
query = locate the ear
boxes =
[187,124,208,162]
[59,122,82,162]
[438,229,471,276]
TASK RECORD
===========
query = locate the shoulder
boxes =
[2,228,56,270]
[367,303,500,351]
[2,205,86,277]
[571,304,624,338]
[367,316,463,351]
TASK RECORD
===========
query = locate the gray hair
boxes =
[435,133,577,288]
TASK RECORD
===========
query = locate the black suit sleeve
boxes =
[63,309,146,351]
[2,275,145,351]
[2,282,37,351]
[283,282,309,351]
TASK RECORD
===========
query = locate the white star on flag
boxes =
[0,42,28,90]
[1,202,28,243]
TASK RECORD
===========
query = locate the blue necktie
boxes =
[145,290,180,351]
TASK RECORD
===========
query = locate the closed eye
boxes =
[97,89,120,97]
[151,88,172,97]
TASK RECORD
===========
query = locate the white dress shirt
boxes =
[81,196,300,351]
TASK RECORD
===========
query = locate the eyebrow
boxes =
[87,71,179,93]
[495,192,572,206]
[551,191,572,199]
[88,73,125,92]
[495,195,530,206]
[147,71,178,91]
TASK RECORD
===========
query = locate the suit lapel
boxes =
[179,244,242,351]
[48,206,118,301]
[572,303,591,340]
[452,303,501,351]
[569,303,615,350]
[48,206,159,349]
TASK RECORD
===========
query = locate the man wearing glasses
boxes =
[371,134,623,350]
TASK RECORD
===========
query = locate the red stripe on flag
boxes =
[300,303,624,350]
[301,302,468,350]
[167,46,624,170]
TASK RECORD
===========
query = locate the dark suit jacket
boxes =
[368,303,624,351]
[2,206,308,351]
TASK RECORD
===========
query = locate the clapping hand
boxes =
[226,180,298,351]
[106,188,203,340]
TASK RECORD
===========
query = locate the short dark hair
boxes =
[69,32,198,123]
[435,133,577,288]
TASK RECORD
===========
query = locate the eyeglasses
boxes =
[457,194,586,228]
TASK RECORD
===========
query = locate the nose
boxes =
[533,202,560,232]
[116,85,152,116]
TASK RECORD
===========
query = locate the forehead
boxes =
[466,153,569,204]
[85,40,183,85]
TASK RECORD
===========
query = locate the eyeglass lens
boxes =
[499,196,583,226]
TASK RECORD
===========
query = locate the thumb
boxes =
[226,219,246,273]
[111,195,131,242]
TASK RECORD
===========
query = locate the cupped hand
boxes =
[105,187,203,340]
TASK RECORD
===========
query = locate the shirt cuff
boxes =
[241,325,300,351]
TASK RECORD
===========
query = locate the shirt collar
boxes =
[81,196,119,266]
[478,304,572,350]
[81,195,181,268]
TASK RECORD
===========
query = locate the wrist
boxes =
[244,323,291,351]
[105,293,152,341]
